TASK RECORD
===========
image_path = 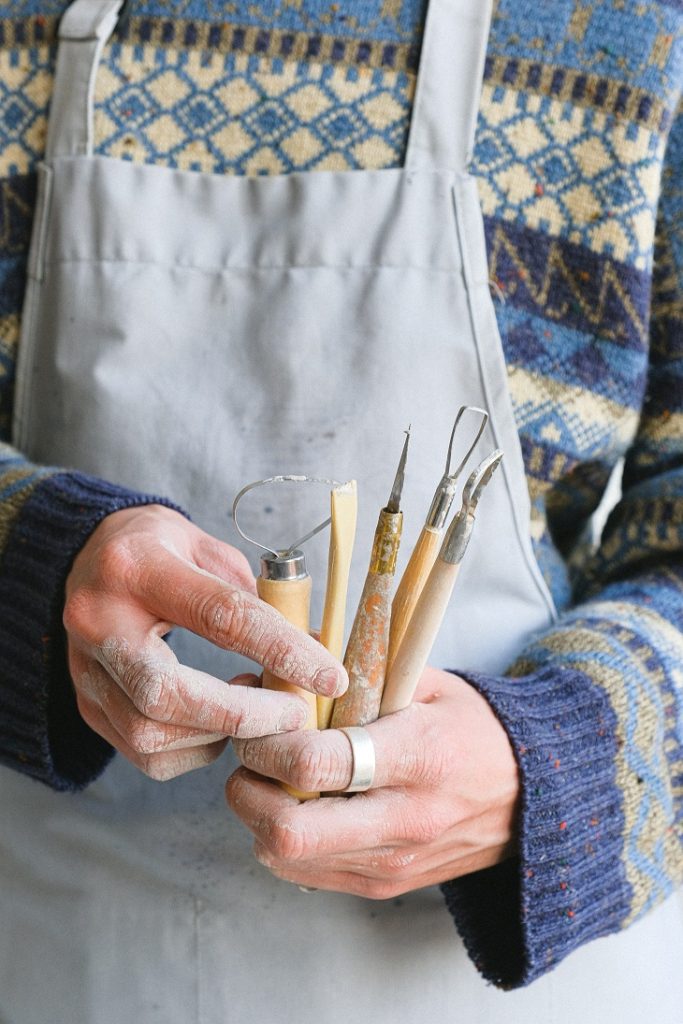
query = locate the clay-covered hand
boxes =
[227,668,519,896]
[64,505,347,781]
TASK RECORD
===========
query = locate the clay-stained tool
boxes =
[233,475,339,799]
[380,448,503,718]
[318,480,358,729]
[330,431,410,729]
[387,406,488,670]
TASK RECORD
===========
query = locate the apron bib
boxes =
[2,1,682,1021]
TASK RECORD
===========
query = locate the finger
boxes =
[226,768,438,858]
[76,658,231,752]
[252,844,450,899]
[129,544,347,698]
[75,689,228,781]
[95,633,312,737]
[259,830,509,882]
[190,534,257,595]
[234,702,447,793]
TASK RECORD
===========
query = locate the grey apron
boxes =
[3,0,682,1021]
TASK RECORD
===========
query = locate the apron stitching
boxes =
[44,258,463,274]
[451,180,559,622]
[12,167,53,452]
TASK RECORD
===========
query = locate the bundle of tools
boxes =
[232,408,503,797]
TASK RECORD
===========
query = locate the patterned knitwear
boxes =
[0,0,681,991]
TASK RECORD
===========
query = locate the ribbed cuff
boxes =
[440,666,631,989]
[0,470,187,791]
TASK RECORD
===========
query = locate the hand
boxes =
[64,505,347,780]
[227,668,519,897]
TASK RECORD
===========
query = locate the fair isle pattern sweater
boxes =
[0,0,681,991]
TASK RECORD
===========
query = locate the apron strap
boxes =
[46,0,125,160]
[405,0,492,174]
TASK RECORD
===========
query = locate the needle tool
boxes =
[330,431,410,729]
[232,475,341,799]
[379,448,503,718]
[387,406,488,670]
[318,480,358,729]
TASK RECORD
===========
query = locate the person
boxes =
[0,0,681,1021]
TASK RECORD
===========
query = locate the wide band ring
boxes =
[339,726,376,793]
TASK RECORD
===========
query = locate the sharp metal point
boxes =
[386,427,410,513]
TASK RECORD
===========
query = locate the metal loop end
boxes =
[232,475,345,557]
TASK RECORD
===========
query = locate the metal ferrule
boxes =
[260,549,308,581]
[425,475,460,530]
[440,509,475,565]
[369,509,403,575]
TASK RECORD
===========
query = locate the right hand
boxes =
[64,504,347,780]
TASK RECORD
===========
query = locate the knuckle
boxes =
[287,737,335,792]
[125,662,178,722]
[268,817,307,862]
[222,688,263,739]
[195,588,247,646]
[126,716,165,755]
[63,590,95,641]
[399,706,451,787]
[96,536,140,592]
[260,635,292,674]
[225,703,249,739]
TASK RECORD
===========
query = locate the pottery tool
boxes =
[330,431,410,729]
[387,406,489,670]
[317,480,358,729]
[232,475,342,799]
[379,448,503,718]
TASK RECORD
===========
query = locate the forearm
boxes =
[0,451,184,790]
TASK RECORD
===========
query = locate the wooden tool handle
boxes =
[387,525,442,670]
[256,574,318,800]
[330,571,393,728]
[318,481,357,729]
[380,559,461,717]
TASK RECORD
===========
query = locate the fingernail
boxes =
[316,666,347,698]
[277,702,308,732]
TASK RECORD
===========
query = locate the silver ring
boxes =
[339,727,376,793]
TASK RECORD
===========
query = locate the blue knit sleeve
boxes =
[0,451,186,790]
[441,105,683,988]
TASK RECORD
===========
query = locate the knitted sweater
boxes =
[0,0,681,991]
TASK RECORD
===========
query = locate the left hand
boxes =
[226,668,519,898]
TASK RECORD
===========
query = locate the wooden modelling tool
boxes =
[330,432,410,729]
[387,406,488,669]
[380,448,503,718]
[232,475,340,799]
[318,480,358,729]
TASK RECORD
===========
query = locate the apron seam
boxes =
[42,258,463,274]
[13,166,53,453]
[451,178,559,624]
